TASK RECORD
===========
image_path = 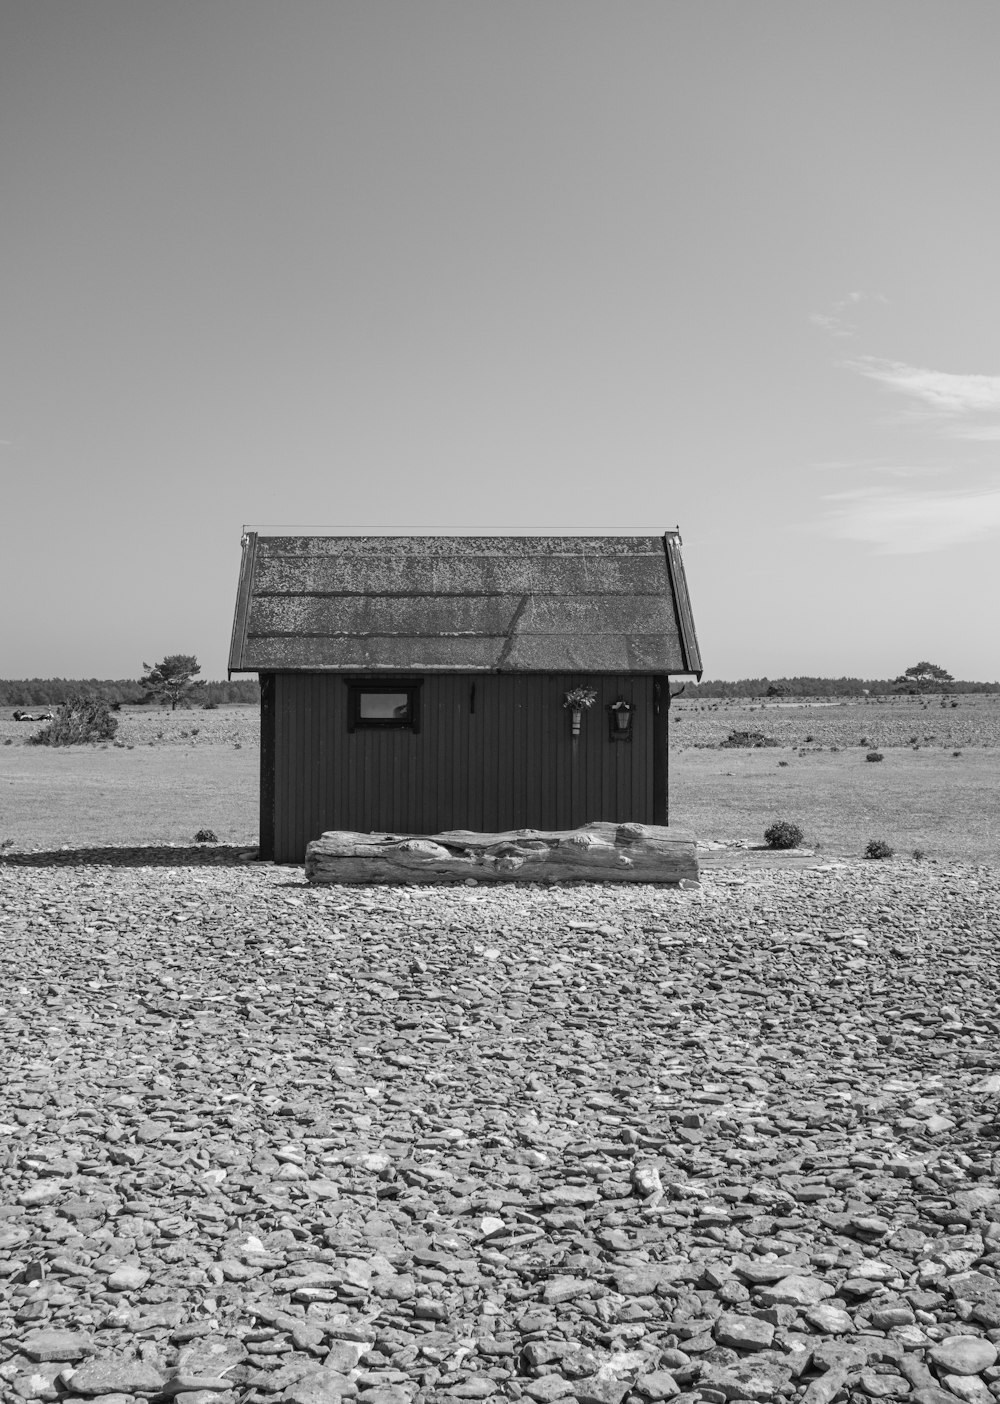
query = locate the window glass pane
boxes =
[359,691,409,720]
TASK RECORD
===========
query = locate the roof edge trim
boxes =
[242,524,671,538]
[663,532,703,680]
[229,531,258,675]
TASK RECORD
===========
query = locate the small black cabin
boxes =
[229,530,702,863]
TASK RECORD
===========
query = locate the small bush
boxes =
[203,700,219,710]
[952,750,961,758]
[866,751,884,762]
[778,760,789,767]
[764,820,804,850]
[721,730,780,749]
[865,838,894,860]
[804,735,814,743]
[3,739,11,746]
[859,737,869,746]
[194,828,218,844]
[28,695,118,747]
[912,848,925,861]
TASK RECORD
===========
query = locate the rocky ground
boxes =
[1,854,999,1404]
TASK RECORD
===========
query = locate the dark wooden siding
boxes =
[266,672,662,863]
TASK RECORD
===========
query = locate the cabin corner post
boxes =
[259,672,276,861]
[653,675,669,825]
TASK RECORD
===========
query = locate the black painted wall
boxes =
[259,671,669,863]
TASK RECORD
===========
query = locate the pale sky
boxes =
[2,2,999,681]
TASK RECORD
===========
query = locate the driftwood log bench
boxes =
[305,821,698,885]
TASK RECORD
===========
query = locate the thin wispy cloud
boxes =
[810,291,887,339]
[823,481,1000,554]
[845,356,1000,440]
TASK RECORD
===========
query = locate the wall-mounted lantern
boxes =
[563,687,598,737]
[608,696,635,741]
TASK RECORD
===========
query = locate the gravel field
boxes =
[2,857,999,1404]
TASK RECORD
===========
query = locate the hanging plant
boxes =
[563,687,597,738]
[563,687,598,711]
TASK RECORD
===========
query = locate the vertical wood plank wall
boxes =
[266,672,663,863]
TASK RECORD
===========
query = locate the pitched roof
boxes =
[229,531,702,676]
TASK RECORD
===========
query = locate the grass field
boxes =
[1,699,997,863]
[669,745,998,863]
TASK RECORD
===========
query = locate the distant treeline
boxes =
[690,676,1000,698]
[0,678,261,707]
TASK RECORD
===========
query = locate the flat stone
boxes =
[106,1264,150,1290]
[938,1376,993,1404]
[756,1275,833,1308]
[948,1274,1000,1305]
[135,1120,170,1142]
[447,1381,497,1399]
[539,1186,600,1208]
[870,1305,916,1330]
[613,1267,668,1296]
[801,1367,849,1404]
[282,1368,358,1403]
[809,1342,871,1373]
[698,1360,792,1401]
[17,1184,62,1207]
[803,1304,854,1334]
[66,1359,166,1395]
[634,1371,681,1400]
[928,1338,997,1376]
[161,1376,236,1395]
[857,1372,909,1397]
[20,1331,95,1362]
[542,1276,591,1304]
[572,1374,632,1404]
[713,1315,775,1352]
[734,1262,799,1285]
[521,1378,577,1402]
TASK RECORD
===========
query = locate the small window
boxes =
[346,678,422,733]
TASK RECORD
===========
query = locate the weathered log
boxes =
[304,821,698,885]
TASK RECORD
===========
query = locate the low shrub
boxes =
[778,760,789,767]
[202,700,219,710]
[866,751,884,762]
[28,695,118,747]
[865,838,894,860]
[952,750,962,758]
[912,848,925,860]
[721,730,780,749]
[764,820,804,850]
[194,828,218,844]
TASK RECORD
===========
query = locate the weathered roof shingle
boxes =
[229,531,701,675]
